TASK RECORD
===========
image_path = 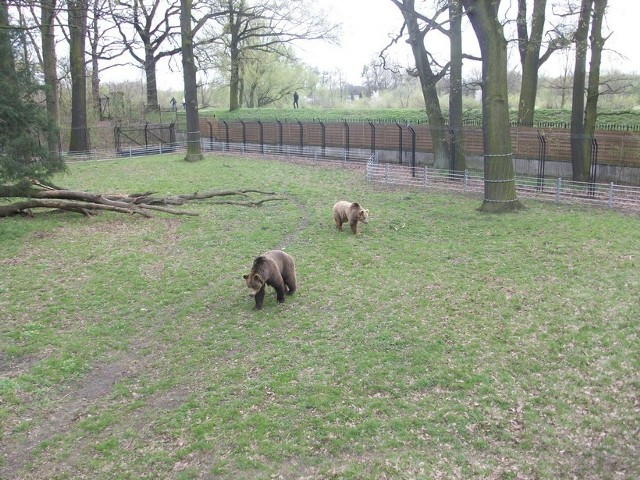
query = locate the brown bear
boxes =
[332,201,369,235]
[243,250,297,310]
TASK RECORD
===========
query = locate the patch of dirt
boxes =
[0,358,134,479]
[275,193,311,251]
[0,352,46,378]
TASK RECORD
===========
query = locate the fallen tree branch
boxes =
[0,186,282,218]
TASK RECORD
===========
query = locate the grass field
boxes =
[1,154,639,479]
[196,107,640,128]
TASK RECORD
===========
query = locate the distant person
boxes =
[182,97,186,110]
[170,97,177,111]
[293,91,299,109]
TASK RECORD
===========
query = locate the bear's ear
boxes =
[254,273,265,284]
[365,209,369,214]
[243,274,249,279]
[352,202,360,208]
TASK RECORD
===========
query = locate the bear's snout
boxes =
[247,286,262,297]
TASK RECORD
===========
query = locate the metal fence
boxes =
[63,138,640,213]
[365,158,640,212]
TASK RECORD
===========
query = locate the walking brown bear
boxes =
[243,250,297,310]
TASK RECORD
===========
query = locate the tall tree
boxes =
[516,0,571,125]
[241,47,312,108]
[0,0,64,191]
[41,0,61,153]
[212,0,337,111]
[110,0,182,112]
[461,0,523,212]
[569,0,593,181]
[68,0,90,152]
[88,0,128,118]
[570,0,608,181]
[386,0,451,169]
[448,0,466,171]
[181,0,203,162]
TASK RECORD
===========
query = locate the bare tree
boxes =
[387,0,450,169]
[68,0,90,152]
[211,0,338,111]
[461,0,523,212]
[570,0,608,181]
[516,0,572,125]
[449,0,466,171]
[41,0,61,152]
[109,0,182,112]
[569,0,593,181]
[88,0,129,118]
[181,0,202,162]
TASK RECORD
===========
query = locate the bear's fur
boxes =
[243,250,297,310]
[332,201,369,235]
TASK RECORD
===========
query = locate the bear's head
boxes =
[243,272,265,296]
[243,256,268,296]
[353,203,369,224]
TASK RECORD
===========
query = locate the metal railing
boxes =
[62,139,640,212]
[365,158,640,212]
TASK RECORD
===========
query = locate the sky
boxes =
[114,0,640,87]
[293,0,640,84]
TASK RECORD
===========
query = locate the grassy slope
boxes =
[197,107,640,127]
[1,154,639,479]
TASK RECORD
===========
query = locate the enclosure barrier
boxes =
[63,139,640,212]
[365,157,640,212]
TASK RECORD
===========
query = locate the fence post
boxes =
[556,177,562,204]
[257,120,264,154]
[222,120,229,152]
[588,138,598,197]
[369,122,376,157]
[385,163,390,184]
[320,121,326,158]
[464,169,469,192]
[537,131,546,191]
[343,120,350,161]
[608,182,614,208]
[206,120,213,151]
[297,120,303,155]
[449,129,456,178]
[396,123,403,164]
[276,120,283,154]
[424,165,428,188]
[240,121,246,153]
[407,125,416,178]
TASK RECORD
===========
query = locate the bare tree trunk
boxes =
[68,0,90,152]
[570,0,593,181]
[582,0,608,172]
[145,50,160,111]
[181,0,203,162]
[229,43,240,111]
[462,0,522,212]
[398,0,450,169]
[449,0,466,171]
[0,0,14,73]
[517,0,546,125]
[90,0,101,118]
[41,0,60,153]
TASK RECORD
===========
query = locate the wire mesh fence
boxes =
[62,139,640,213]
[365,158,640,212]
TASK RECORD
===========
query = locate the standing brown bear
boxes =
[243,250,297,310]
[332,201,369,235]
